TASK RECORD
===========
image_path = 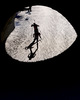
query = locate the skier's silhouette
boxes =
[31,23,41,49]
[25,22,41,60]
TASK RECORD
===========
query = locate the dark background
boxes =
[0,0,80,100]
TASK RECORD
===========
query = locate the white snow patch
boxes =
[5,5,77,62]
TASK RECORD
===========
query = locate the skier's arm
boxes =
[31,24,34,27]
[37,25,39,27]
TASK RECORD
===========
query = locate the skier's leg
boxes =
[36,38,38,50]
[30,48,32,54]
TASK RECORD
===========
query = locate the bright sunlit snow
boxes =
[5,5,77,62]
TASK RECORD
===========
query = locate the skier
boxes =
[25,22,41,60]
[31,23,41,49]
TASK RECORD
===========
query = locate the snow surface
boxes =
[5,5,77,62]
